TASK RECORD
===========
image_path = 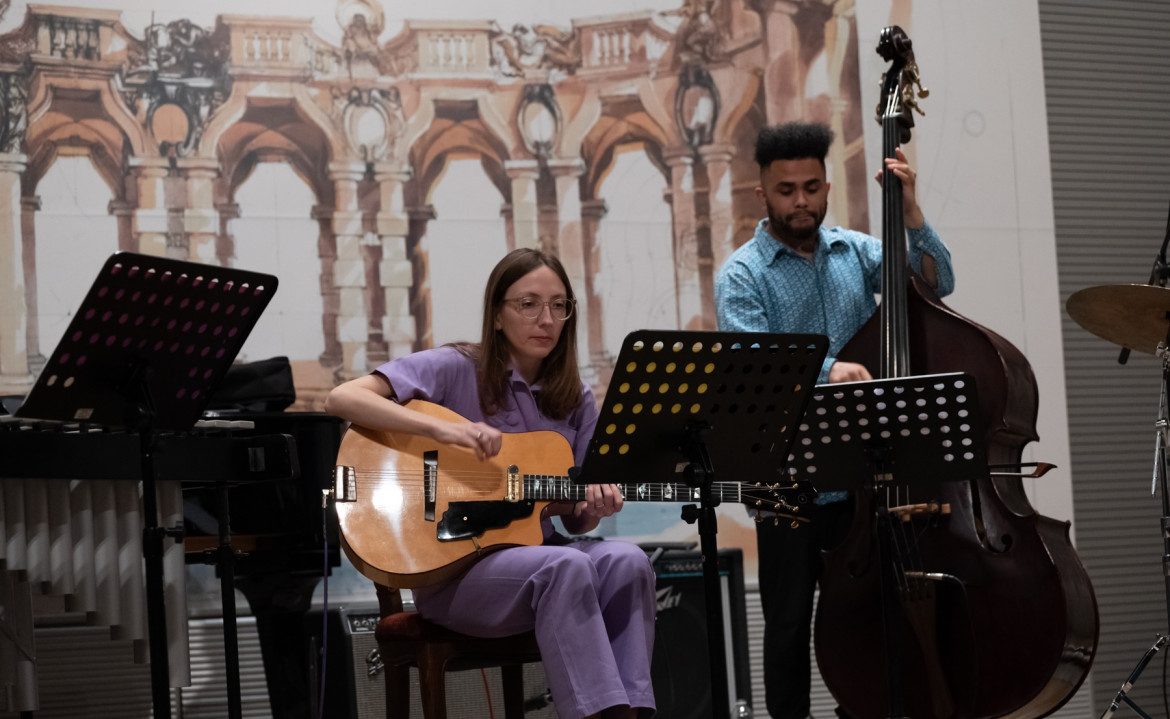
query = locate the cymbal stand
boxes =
[1098,332,1170,718]
[1119,200,1170,365]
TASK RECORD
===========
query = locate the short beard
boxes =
[766,202,827,250]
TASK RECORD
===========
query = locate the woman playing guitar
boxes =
[325,248,655,719]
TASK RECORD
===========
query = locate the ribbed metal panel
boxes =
[31,627,153,718]
[745,588,838,717]
[1039,0,1170,714]
[179,617,272,718]
[5,618,272,718]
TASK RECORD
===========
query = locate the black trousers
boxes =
[756,500,854,719]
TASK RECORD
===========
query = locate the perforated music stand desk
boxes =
[575,329,828,719]
[16,252,277,719]
[785,372,987,492]
[786,372,987,719]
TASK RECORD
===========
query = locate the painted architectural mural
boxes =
[0,0,866,409]
[0,0,1102,714]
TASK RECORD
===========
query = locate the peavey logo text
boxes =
[656,585,683,612]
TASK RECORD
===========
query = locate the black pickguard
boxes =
[437,500,537,541]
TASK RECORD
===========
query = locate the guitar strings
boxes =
[337,474,785,506]
[345,469,777,492]
[346,468,794,489]
[343,475,763,494]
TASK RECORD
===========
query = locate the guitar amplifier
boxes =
[648,547,753,719]
[309,604,555,719]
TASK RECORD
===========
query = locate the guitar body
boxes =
[334,400,574,588]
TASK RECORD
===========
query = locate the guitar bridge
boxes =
[333,466,356,502]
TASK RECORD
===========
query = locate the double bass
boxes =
[811,26,1098,718]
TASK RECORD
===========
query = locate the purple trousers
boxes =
[412,539,657,719]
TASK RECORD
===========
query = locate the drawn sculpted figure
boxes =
[490,21,581,76]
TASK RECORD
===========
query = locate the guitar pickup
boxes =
[424,451,437,521]
[506,464,522,502]
[333,465,356,502]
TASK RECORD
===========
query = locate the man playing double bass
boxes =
[713,121,954,719]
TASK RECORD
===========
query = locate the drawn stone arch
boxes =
[397,89,522,169]
[580,112,671,201]
[23,118,126,201]
[400,121,511,349]
[23,72,152,203]
[223,148,330,215]
[199,84,347,167]
[25,71,151,163]
[409,104,512,206]
[215,100,338,205]
[413,148,509,210]
[19,104,133,377]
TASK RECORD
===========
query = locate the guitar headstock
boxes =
[875,25,929,144]
[742,481,817,526]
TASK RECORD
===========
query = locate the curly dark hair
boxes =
[754,122,835,169]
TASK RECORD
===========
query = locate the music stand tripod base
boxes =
[575,329,828,719]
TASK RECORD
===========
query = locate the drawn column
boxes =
[20,194,43,375]
[0,152,30,386]
[406,205,436,351]
[329,161,369,377]
[699,143,736,273]
[313,203,342,368]
[579,197,612,381]
[374,164,415,362]
[177,158,220,264]
[129,158,171,257]
[664,146,704,330]
[754,0,804,123]
[505,159,540,249]
[215,201,239,267]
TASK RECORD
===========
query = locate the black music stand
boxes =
[15,252,277,719]
[574,329,827,719]
[787,372,986,719]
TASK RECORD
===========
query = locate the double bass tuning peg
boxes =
[901,62,929,116]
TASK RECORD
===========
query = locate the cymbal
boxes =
[1067,284,1170,354]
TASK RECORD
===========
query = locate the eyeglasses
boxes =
[503,296,576,321]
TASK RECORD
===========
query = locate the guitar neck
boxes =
[523,475,745,505]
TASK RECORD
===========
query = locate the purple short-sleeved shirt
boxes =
[373,346,598,467]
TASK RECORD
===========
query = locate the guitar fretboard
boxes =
[523,475,747,504]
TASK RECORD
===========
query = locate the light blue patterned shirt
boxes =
[715,219,954,503]
[715,219,954,382]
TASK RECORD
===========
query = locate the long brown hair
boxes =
[464,248,582,419]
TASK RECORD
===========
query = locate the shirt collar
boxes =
[505,365,542,392]
[753,219,845,264]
